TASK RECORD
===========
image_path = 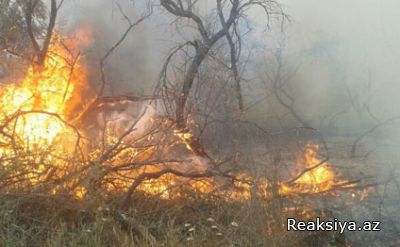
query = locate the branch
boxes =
[99,2,152,95]
[350,116,400,158]
[25,0,59,66]
[216,0,243,110]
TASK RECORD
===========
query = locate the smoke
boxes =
[56,1,400,144]
[241,0,400,142]
[285,0,400,120]
[59,0,156,94]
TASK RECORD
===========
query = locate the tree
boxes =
[157,0,286,155]
[262,38,312,129]
[0,0,46,54]
[24,0,63,66]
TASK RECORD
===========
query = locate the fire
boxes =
[174,129,194,151]
[0,34,85,149]
[136,174,215,199]
[0,33,86,191]
[279,144,343,195]
[121,143,348,201]
[0,30,361,204]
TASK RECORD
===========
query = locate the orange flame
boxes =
[0,34,85,148]
[0,33,87,190]
[279,144,342,195]
[117,143,348,201]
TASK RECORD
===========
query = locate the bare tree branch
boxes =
[25,0,60,66]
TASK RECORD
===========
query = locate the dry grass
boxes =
[0,190,316,247]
